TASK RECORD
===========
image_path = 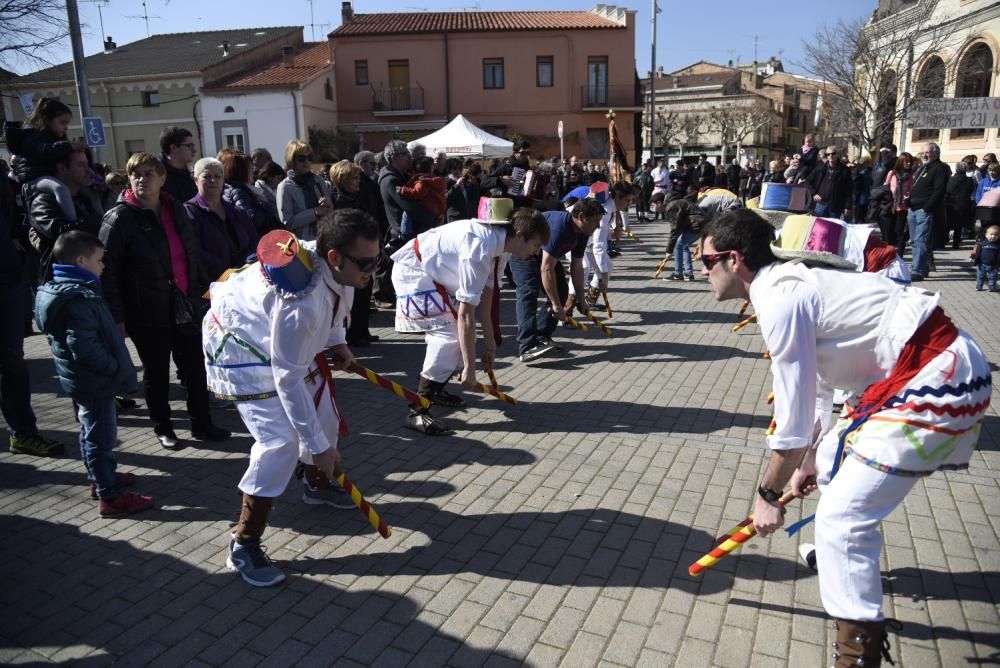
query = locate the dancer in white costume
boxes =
[700,209,990,667]
[390,198,550,434]
[203,211,380,587]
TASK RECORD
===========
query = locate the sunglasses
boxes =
[342,252,378,273]
[295,154,314,163]
[700,250,738,270]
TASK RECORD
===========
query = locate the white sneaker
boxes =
[798,542,817,571]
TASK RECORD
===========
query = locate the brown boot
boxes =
[302,463,332,490]
[233,493,272,544]
[832,619,896,667]
[228,493,284,587]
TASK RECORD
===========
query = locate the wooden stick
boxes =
[690,492,796,575]
[585,311,613,337]
[732,313,758,332]
[654,257,669,278]
[347,362,430,409]
[601,290,613,318]
[333,467,391,539]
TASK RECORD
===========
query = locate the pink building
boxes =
[329,3,640,164]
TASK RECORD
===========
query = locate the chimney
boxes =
[221,40,230,58]
[103,36,117,53]
[342,1,354,23]
[673,76,680,88]
[281,45,295,66]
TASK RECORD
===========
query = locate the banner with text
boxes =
[908,97,1000,129]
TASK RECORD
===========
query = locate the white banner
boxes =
[908,97,1000,129]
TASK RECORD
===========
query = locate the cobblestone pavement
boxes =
[2,216,998,667]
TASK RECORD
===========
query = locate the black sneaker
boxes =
[227,539,285,587]
[519,343,555,362]
[429,388,466,408]
[537,336,565,352]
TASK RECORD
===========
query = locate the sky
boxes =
[10,0,878,77]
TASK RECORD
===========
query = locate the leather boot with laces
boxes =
[227,494,285,587]
[832,618,900,667]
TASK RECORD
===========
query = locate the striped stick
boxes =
[563,315,590,333]
[347,362,430,409]
[625,228,643,243]
[333,468,391,539]
[654,257,669,278]
[585,311,613,337]
[732,313,758,332]
[477,383,518,405]
[690,491,796,575]
[766,391,774,405]
[487,369,499,389]
[602,290,613,318]
[766,419,777,436]
[711,491,796,547]
[738,299,751,318]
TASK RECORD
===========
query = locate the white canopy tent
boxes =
[407,114,512,159]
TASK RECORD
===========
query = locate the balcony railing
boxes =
[371,86,425,115]
[580,84,642,110]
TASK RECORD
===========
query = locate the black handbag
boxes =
[171,284,196,325]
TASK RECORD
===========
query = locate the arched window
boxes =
[875,70,898,148]
[953,43,994,139]
[913,56,945,141]
[224,105,235,113]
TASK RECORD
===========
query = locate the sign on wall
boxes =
[82,117,107,147]
[908,97,1000,129]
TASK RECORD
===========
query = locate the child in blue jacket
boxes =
[34,231,154,517]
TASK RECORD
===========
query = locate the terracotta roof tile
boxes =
[332,11,623,36]
[209,42,331,89]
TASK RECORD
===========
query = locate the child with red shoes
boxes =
[34,231,153,516]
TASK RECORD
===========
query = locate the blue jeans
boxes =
[907,209,933,277]
[814,202,844,219]
[77,396,122,500]
[672,231,698,276]
[0,274,38,439]
[976,264,997,290]
[508,255,567,355]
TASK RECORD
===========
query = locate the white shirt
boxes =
[651,166,669,193]
[749,262,938,451]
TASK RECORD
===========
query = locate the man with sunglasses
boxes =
[203,210,380,587]
[808,145,852,219]
[699,209,989,666]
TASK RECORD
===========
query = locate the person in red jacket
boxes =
[397,156,447,223]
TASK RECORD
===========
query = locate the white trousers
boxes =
[236,383,341,498]
[815,457,917,621]
[421,323,462,383]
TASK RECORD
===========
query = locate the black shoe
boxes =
[156,430,182,450]
[346,336,370,348]
[115,395,138,412]
[429,388,466,408]
[910,273,925,282]
[191,423,231,441]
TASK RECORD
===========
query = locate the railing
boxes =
[580,84,641,109]
[371,86,425,113]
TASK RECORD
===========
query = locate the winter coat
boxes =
[184,193,259,282]
[975,176,1000,205]
[809,163,853,213]
[223,181,281,238]
[908,159,951,214]
[398,175,447,219]
[446,179,482,222]
[664,198,708,249]
[99,191,207,329]
[5,126,73,182]
[378,165,437,240]
[25,181,102,282]
[160,154,198,204]
[276,170,332,241]
[33,267,138,398]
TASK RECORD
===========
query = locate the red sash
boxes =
[311,352,349,437]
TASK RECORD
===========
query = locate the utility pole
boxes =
[66,0,100,162]
[649,0,658,160]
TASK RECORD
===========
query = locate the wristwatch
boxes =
[758,485,782,503]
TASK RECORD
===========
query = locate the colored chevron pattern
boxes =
[885,375,992,408]
[885,398,992,417]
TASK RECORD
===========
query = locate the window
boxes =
[953,43,994,139]
[142,91,160,107]
[587,57,608,106]
[124,139,145,156]
[536,56,553,87]
[914,57,945,141]
[223,105,235,113]
[221,126,246,153]
[355,60,368,85]
[324,78,333,100]
[483,58,504,90]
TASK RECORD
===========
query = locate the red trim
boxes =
[311,352,349,437]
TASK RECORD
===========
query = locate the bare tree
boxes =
[651,108,680,158]
[0,0,70,73]
[707,99,775,162]
[798,11,951,154]
[675,113,703,161]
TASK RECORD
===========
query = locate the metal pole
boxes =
[66,0,100,162]
[899,40,914,154]
[650,0,657,160]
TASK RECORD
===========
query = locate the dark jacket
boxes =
[99,191,207,328]
[26,181,102,281]
[908,159,951,214]
[160,154,198,204]
[446,179,482,222]
[184,193,259,282]
[809,163,853,214]
[33,266,138,398]
[6,126,72,182]
[0,168,23,288]
[358,172,389,240]
[696,162,715,187]
[795,145,819,183]
[973,239,1000,269]
[946,172,976,216]
[223,182,281,237]
[665,197,708,249]
[378,165,436,240]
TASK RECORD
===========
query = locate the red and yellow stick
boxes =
[477,383,518,405]
[766,391,774,405]
[689,491,795,575]
[563,315,590,333]
[738,299,751,318]
[487,369,499,389]
[654,257,669,278]
[585,311,613,337]
[732,313,758,332]
[333,467,391,539]
[347,362,430,409]
[602,290,613,318]
[625,228,643,243]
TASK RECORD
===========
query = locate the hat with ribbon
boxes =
[771,215,857,270]
[257,229,317,294]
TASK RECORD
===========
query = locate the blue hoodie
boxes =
[976,175,1000,204]
[34,264,137,399]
